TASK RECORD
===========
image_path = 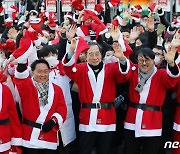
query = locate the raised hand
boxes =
[123,8,130,19]
[130,26,140,43]
[69,37,78,54]
[171,32,180,48]
[112,42,125,61]
[163,46,177,67]
[109,25,120,41]
[66,25,77,41]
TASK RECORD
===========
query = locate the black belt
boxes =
[0,118,10,125]
[81,102,114,109]
[129,102,161,111]
[23,119,42,129]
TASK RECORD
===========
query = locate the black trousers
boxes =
[124,129,163,154]
[79,131,114,154]
[22,147,57,154]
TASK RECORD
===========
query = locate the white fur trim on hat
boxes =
[157,9,164,16]
[29,18,41,24]
[64,14,73,19]
[29,10,38,16]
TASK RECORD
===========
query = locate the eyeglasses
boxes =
[138,58,152,64]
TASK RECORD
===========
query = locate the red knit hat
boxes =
[94,4,104,13]
[72,0,84,11]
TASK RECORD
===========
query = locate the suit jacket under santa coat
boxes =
[63,55,130,132]
[13,68,67,150]
[124,64,179,137]
[173,55,180,131]
[0,83,22,152]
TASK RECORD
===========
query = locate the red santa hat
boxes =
[134,5,142,12]
[72,0,84,11]
[94,4,104,13]
[131,13,141,23]
[0,71,7,83]
[108,0,120,7]
[42,30,50,37]
[62,37,89,72]
[74,37,90,62]
[82,9,98,22]
[111,16,123,26]
[2,17,13,27]
[148,3,158,12]
[29,18,44,35]
[48,14,58,30]
[2,39,16,52]
[8,5,18,21]
[172,18,180,28]
[12,36,34,64]
[117,31,133,58]
[64,13,73,19]
[29,10,38,16]
[76,22,106,42]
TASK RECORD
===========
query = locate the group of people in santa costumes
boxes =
[0,0,180,154]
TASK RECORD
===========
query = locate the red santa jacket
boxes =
[0,83,22,152]
[13,68,67,150]
[63,55,130,132]
[173,55,180,131]
[124,64,179,137]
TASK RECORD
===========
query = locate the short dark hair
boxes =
[40,45,57,58]
[88,42,103,53]
[31,59,50,71]
[153,45,165,51]
[120,28,130,34]
[137,48,155,60]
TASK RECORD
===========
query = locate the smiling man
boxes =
[124,47,180,154]
[12,58,67,154]
[62,36,131,154]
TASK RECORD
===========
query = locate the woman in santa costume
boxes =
[7,27,67,154]
[0,71,22,154]
[62,26,131,154]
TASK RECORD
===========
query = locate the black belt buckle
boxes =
[96,102,101,109]
[141,104,146,111]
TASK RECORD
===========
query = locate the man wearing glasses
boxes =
[124,45,179,154]
[62,35,131,154]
